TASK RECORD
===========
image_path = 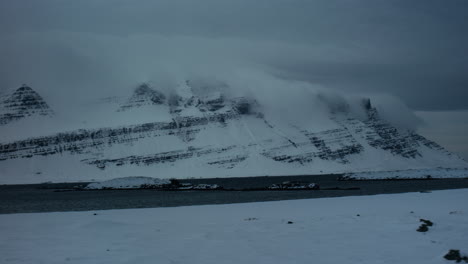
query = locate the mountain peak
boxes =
[17,84,34,92]
[362,98,372,110]
[133,83,152,95]
[0,85,53,125]
[119,83,166,111]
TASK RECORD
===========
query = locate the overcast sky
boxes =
[1,0,468,110]
[0,0,467,158]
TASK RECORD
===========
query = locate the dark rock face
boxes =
[119,83,166,111]
[262,127,364,164]
[364,109,421,158]
[0,110,239,160]
[361,98,372,110]
[83,145,240,169]
[306,129,364,162]
[0,85,53,125]
[200,93,225,112]
[261,106,453,166]
[232,97,255,115]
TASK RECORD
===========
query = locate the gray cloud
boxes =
[0,0,467,110]
[416,111,468,160]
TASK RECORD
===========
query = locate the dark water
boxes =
[1,174,467,214]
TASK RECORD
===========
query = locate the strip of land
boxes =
[1,174,467,214]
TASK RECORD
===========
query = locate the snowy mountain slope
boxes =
[0,83,466,183]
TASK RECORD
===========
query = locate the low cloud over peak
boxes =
[0,0,467,111]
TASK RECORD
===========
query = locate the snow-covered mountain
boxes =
[0,83,466,183]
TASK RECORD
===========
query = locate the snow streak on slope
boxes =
[0,83,466,183]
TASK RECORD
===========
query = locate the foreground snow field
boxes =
[1,190,467,264]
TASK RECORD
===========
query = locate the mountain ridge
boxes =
[0,83,466,184]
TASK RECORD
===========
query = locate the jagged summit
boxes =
[4,85,51,111]
[0,85,53,125]
[119,83,166,111]
[362,98,372,110]
[117,81,257,117]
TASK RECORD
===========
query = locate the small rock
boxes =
[420,219,433,226]
[417,218,434,232]
[417,225,428,232]
[444,249,468,263]
[287,221,294,224]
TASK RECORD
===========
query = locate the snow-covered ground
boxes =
[1,189,467,264]
[343,168,468,180]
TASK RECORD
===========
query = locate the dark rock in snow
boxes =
[417,218,434,232]
[444,250,468,263]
